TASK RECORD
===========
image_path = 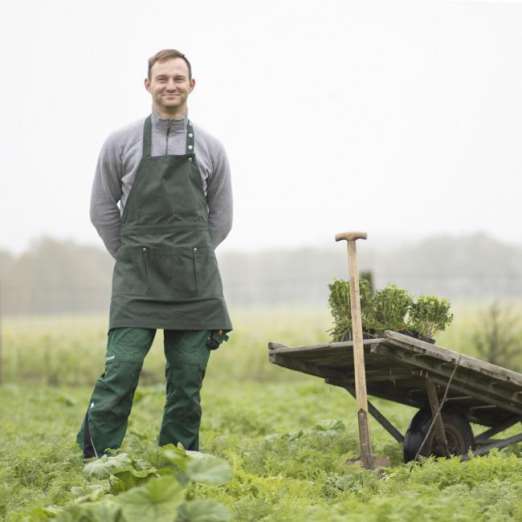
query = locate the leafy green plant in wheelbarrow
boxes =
[328,278,454,342]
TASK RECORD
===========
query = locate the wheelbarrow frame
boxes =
[268,330,522,460]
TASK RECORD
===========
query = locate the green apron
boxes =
[109,116,232,331]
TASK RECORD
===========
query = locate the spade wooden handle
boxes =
[335,231,368,242]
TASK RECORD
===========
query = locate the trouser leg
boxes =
[77,327,155,457]
[158,330,211,451]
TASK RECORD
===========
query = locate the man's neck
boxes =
[153,104,187,120]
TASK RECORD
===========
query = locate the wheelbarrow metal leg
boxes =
[464,431,522,459]
[346,388,404,444]
[475,416,522,445]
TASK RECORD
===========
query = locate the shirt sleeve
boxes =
[206,142,233,248]
[89,134,123,258]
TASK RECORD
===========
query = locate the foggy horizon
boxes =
[2,228,521,258]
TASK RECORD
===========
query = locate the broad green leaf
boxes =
[155,445,190,484]
[72,484,108,503]
[116,476,185,522]
[85,501,124,522]
[186,454,232,485]
[84,453,133,479]
[55,500,124,522]
[177,500,231,522]
[149,444,189,473]
[53,505,84,522]
[161,445,189,468]
[110,466,157,494]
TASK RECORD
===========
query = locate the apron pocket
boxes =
[112,246,148,296]
[193,247,223,297]
[146,247,197,299]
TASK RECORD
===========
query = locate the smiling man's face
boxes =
[145,58,195,118]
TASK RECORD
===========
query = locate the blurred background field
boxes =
[4,301,522,387]
[1,308,331,386]
[4,233,522,386]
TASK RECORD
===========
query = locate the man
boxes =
[77,49,233,458]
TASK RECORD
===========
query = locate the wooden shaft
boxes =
[347,240,369,413]
[346,239,374,468]
[357,410,374,469]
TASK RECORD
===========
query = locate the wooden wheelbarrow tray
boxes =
[268,330,522,461]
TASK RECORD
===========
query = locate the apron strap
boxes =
[186,120,195,156]
[142,116,153,158]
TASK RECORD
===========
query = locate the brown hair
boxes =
[147,49,192,80]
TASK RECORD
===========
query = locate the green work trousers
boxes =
[77,328,211,456]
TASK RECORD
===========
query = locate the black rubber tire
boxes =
[403,408,474,462]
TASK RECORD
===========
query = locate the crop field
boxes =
[2,306,522,521]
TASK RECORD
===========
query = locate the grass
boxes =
[2,305,522,520]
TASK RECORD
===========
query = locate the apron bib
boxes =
[109,116,232,331]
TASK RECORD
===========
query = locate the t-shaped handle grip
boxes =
[335,231,368,242]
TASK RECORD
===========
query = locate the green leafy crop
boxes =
[4,351,522,522]
[51,448,232,522]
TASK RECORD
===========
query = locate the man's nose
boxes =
[166,79,177,90]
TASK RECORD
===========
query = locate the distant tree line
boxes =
[0,238,113,315]
[2,233,522,315]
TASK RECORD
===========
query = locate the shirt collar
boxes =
[151,110,188,133]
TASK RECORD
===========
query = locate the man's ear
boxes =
[144,78,151,92]
[189,78,196,93]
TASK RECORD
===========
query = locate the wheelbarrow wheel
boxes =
[403,408,474,462]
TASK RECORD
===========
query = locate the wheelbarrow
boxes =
[268,330,522,461]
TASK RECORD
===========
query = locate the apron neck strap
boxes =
[142,116,195,158]
[143,116,153,158]
[186,120,195,155]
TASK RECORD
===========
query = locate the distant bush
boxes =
[328,279,453,341]
[472,302,522,370]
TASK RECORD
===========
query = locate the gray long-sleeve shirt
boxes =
[90,112,233,258]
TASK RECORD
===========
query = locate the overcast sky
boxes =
[2,0,522,254]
